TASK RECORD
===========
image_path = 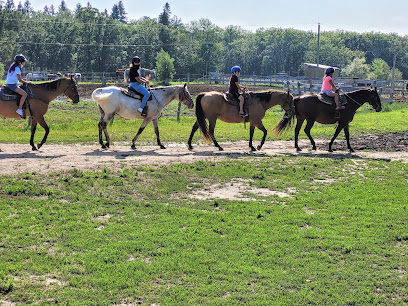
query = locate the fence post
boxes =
[297,81,301,95]
[177,102,181,122]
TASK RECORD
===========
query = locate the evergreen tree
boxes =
[111,1,126,23]
[158,2,170,25]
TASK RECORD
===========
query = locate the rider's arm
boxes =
[136,76,149,84]
[328,79,338,90]
[17,73,26,84]
[235,81,245,91]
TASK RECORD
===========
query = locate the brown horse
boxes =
[188,90,294,151]
[0,76,79,151]
[274,88,382,152]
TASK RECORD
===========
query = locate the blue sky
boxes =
[27,0,408,36]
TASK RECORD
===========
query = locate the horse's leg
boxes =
[188,121,199,150]
[152,119,165,149]
[249,125,256,151]
[98,106,113,149]
[328,123,345,152]
[304,120,316,150]
[35,115,49,150]
[29,118,38,151]
[343,124,354,153]
[208,119,223,151]
[294,116,304,151]
[131,118,152,150]
[256,121,267,151]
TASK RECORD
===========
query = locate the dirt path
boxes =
[1,139,407,175]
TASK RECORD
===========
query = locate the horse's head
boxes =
[282,91,295,117]
[62,76,80,104]
[179,84,194,109]
[369,88,382,112]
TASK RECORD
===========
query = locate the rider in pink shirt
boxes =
[321,67,344,110]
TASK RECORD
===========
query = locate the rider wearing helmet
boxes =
[321,67,344,110]
[129,56,150,116]
[229,66,247,117]
[5,54,28,117]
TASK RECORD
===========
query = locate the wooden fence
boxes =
[209,73,408,101]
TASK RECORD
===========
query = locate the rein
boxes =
[150,86,191,115]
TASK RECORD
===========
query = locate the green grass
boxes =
[0,157,407,304]
[0,100,407,146]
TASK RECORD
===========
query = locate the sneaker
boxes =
[137,107,143,113]
[16,109,24,116]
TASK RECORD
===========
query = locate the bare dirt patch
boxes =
[0,133,407,176]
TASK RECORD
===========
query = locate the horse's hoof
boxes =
[349,149,355,153]
[256,145,262,151]
[312,146,317,150]
[160,145,166,149]
[131,144,136,150]
[188,146,193,151]
[250,146,256,151]
[105,143,110,148]
[32,146,38,151]
[328,149,334,152]
[218,147,224,151]
[296,147,302,152]
[37,144,43,149]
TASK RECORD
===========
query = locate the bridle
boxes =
[342,89,381,111]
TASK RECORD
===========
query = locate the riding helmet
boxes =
[132,56,141,64]
[14,54,26,62]
[231,66,241,73]
[325,67,335,75]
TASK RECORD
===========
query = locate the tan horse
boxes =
[188,90,294,151]
[0,76,79,151]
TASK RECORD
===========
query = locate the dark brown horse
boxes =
[274,88,382,152]
[0,76,79,151]
[188,90,294,151]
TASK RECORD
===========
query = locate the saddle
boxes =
[121,86,153,101]
[223,92,253,117]
[317,93,347,107]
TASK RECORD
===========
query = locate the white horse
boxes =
[92,84,194,149]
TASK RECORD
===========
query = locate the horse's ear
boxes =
[184,83,187,89]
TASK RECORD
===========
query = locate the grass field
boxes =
[0,98,407,305]
[1,157,407,304]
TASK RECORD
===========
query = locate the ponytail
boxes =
[8,62,19,74]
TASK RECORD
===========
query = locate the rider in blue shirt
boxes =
[6,54,28,117]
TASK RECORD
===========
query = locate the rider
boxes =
[229,66,247,117]
[321,67,344,110]
[128,56,150,115]
[5,54,28,117]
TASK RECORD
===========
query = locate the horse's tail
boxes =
[273,100,296,135]
[195,94,211,141]
[91,88,113,103]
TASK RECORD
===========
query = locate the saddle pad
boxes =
[223,92,252,106]
[317,94,347,106]
[121,87,152,101]
[0,88,19,101]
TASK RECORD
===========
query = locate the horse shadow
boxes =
[0,152,65,160]
[280,151,393,162]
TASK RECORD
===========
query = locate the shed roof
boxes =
[304,63,340,70]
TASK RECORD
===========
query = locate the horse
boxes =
[273,88,382,152]
[123,67,156,84]
[92,84,194,149]
[0,76,79,151]
[188,90,294,151]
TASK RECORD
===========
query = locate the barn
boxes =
[304,63,340,78]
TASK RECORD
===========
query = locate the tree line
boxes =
[1,1,407,82]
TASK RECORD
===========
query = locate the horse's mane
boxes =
[252,91,275,103]
[34,78,64,91]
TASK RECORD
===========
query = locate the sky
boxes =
[26,0,408,36]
